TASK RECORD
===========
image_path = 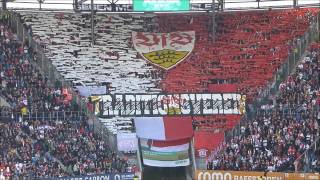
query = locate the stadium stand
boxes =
[17,8,319,137]
[158,9,317,99]
[0,121,68,178]
[207,42,320,172]
[18,12,160,93]
[18,9,318,96]
[0,119,134,178]
[0,6,318,179]
[156,9,319,157]
[0,35,73,113]
[0,18,134,179]
[17,12,162,134]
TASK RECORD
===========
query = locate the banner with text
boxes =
[88,95,103,115]
[44,173,135,180]
[195,170,320,180]
[140,138,190,167]
[99,93,246,117]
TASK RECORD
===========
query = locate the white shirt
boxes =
[0,173,4,180]
[263,139,268,147]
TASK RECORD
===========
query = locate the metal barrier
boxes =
[295,136,320,173]
[21,111,86,121]
[0,108,87,122]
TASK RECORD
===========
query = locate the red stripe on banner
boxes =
[163,116,193,141]
[148,138,190,147]
[194,131,224,151]
[207,84,238,93]
[161,33,167,48]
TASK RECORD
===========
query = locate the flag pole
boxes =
[212,0,216,42]
[191,137,197,171]
[136,138,143,173]
[91,0,94,46]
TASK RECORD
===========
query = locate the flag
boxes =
[194,131,224,154]
[189,17,193,24]
[140,138,190,167]
[134,116,193,141]
[145,138,190,152]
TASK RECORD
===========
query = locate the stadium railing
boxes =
[0,107,87,121]
[295,136,320,172]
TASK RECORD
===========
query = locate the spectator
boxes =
[208,43,320,173]
[0,18,133,179]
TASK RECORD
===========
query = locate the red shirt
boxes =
[288,146,296,156]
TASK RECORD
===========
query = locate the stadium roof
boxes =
[4,0,319,11]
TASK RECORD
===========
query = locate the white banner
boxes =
[100,93,246,117]
[75,85,107,97]
[143,159,190,167]
[117,133,138,152]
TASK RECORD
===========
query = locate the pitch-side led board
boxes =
[133,0,190,11]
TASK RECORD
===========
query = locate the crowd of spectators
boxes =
[0,19,74,115]
[0,118,134,179]
[0,17,133,179]
[0,7,318,179]
[0,121,67,179]
[207,42,320,173]
[27,119,132,176]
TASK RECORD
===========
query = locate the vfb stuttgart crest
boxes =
[132,31,195,70]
